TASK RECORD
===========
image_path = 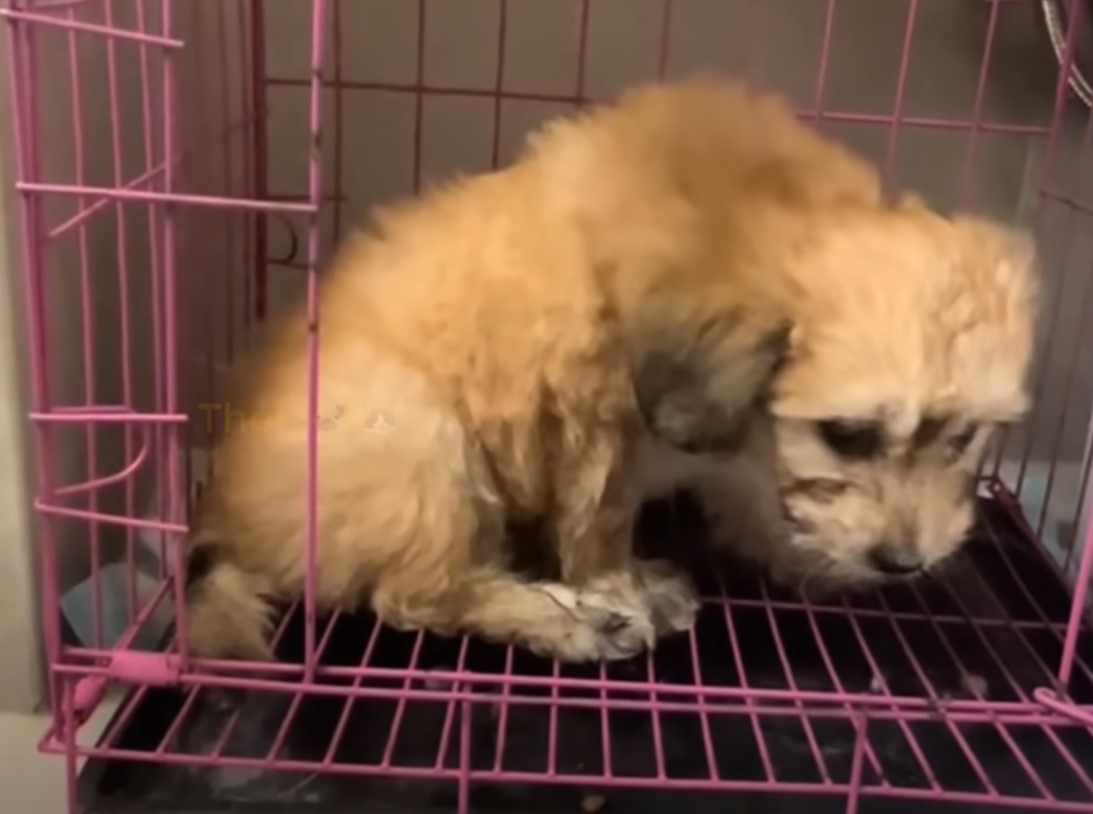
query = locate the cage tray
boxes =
[75,495,1093,814]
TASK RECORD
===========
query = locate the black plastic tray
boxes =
[75,495,1093,814]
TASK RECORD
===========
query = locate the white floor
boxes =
[0,697,119,814]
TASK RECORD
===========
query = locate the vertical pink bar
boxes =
[238,0,254,336]
[1058,473,1093,687]
[433,636,471,769]
[490,647,516,772]
[644,651,667,780]
[843,714,867,814]
[5,0,63,720]
[332,0,343,242]
[412,0,425,192]
[957,0,1001,206]
[458,696,472,814]
[811,0,838,123]
[490,0,507,169]
[161,0,189,664]
[546,660,560,776]
[186,2,216,424]
[575,0,590,103]
[65,3,104,649]
[302,0,329,681]
[883,0,920,182]
[63,680,79,814]
[217,0,236,364]
[133,0,168,579]
[656,0,672,80]
[1064,438,1093,575]
[101,0,138,624]
[250,0,269,320]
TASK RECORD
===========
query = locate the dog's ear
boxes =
[631,307,790,453]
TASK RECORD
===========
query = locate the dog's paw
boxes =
[635,559,700,635]
[537,583,656,662]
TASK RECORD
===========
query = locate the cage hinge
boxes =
[106,651,182,686]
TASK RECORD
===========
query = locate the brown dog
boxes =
[185,78,1037,664]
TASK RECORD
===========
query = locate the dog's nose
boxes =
[868,546,924,576]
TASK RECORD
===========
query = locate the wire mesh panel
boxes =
[6,1,1093,813]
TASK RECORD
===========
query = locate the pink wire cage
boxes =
[7,0,1093,812]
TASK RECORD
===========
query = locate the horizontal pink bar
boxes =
[46,163,169,240]
[30,410,187,424]
[17,182,316,214]
[36,735,1093,811]
[49,656,1041,716]
[0,9,184,49]
[34,501,187,534]
[24,0,102,8]
[47,112,256,240]
[1040,188,1093,218]
[265,76,1051,136]
[1035,688,1093,728]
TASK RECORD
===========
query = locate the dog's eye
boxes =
[817,420,883,458]
[948,424,979,455]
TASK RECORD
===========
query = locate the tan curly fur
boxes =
[185,77,1038,664]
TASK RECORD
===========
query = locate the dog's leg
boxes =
[552,435,699,639]
[372,565,656,662]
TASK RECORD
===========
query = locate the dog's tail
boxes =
[183,533,275,661]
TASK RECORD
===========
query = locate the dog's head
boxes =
[633,207,1039,586]
[765,210,1038,584]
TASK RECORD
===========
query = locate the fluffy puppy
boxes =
[185,79,815,665]
[186,77,1037,667]
[623,89,1039,590]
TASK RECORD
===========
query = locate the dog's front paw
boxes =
[537,583,656,662]
[635,559,700,635]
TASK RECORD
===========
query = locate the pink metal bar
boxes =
[331,0,343,242]
[264,75,1052,137]
[64,2,104,649]
[18,180,315,213]
[656,0,672,80]
[160,0,190,670]
[575,0,590,104]
[250,0,269,320]
[958,0,1002,206]
[238,0,254,334]
[883,0,920,181]
[100,0,139,623]
[301,0,329,683]
[489,0,507,169]
[843,715,867,814]
[30,411,187,423]
[52,427,150,498]
[809,0,838,126]
[0,7,184,47]
[433,636,472,770]
[412,0,425,192]
[216,2,236,366]
[135,0,167,583]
